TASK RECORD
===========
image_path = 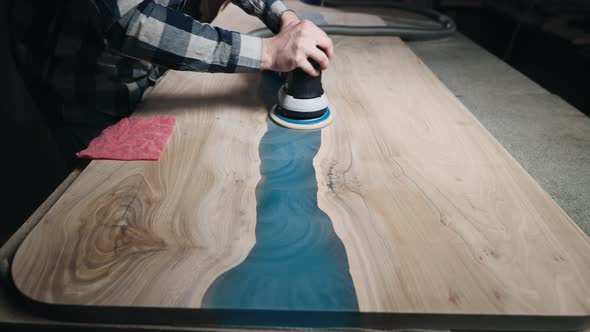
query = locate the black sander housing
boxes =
[270,63,334,130]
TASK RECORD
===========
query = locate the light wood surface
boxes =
[12,70,266,306]
[10,0,590,325]
[0,169,81,280]
[316,36,590,314]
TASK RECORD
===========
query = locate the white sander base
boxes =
[269,105,334,131]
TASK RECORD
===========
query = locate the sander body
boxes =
[270,65,334,130]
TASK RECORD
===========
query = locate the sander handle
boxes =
[286,51,326,100]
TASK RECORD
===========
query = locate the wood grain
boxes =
[10,0,590,321]
[12,72,267,306]
[316,36,590,314]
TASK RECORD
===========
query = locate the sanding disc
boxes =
[269,105,334,131]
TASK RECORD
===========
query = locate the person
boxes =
[9,0,334,165]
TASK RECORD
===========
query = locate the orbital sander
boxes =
[270,61,334,131]
[254,0,457,130]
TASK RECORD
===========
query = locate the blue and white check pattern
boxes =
[9,0,291,160]
[97,0,290,72]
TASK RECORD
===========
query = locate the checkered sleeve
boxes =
[93,0,262,73]
[232,0,292,34]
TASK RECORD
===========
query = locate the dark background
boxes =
[0,1,71,246]
[440,0,590,117]
[0,0,589,246]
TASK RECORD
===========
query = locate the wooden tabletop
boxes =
[10,1,590,330]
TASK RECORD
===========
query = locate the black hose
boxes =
[249,0,456,41]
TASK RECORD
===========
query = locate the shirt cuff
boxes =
[231,32,263,73]
[266,1,292,33]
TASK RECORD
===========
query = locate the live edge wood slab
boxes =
[10,2,590,330]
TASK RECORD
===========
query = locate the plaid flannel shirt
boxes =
[96,0,290,72]
[9,0,291,161]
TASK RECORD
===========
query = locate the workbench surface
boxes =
[2,1,589,331]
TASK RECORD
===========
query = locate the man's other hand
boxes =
[261,16,334,77]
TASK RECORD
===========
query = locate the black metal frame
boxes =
[5,272,589,331]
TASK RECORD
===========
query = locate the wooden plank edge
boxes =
[2,295,588,331]
[0,168,83,278]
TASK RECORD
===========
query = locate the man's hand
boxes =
[280,11,301,30]
[261,16,334,77]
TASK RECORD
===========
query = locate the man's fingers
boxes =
[308,47,330,71]
[316,35,334,59]
[290,20,333,75]
[299,59,320,77]
[301,21,333,59]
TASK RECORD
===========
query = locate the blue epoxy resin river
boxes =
[202,100,358,312]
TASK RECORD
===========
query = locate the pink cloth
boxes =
[76,115,176,161]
